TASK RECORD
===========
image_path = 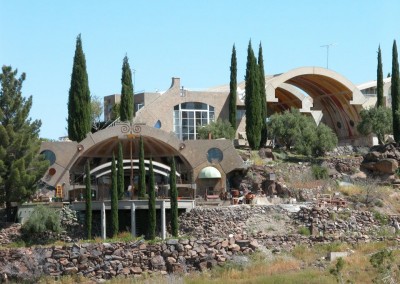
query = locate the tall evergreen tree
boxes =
[258,42,268,148]
[391,40,400,143]
[148,158,156,240]
[245,40,263,149]
[120,55,134,121]
[229,44,237,129]
[67,34,91,142]
[377,45,384,108]
[138,136,146,199]
[85,161,92,239]
[117,142,124,200]
[169,157,178,237]
[0,66,49,221]
[111,154,119,237]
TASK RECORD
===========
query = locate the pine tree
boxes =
[138,136,146,199]
[117,142,124,200]
[377,45,384,108]
[111,154,119,237]
[0,66,49,221]
[169,157,178,237]
[258,42,268,148]
[120,55,134,121]
[85,161,92,239]
[148,158,156,240]
[67,34,91,142]
[229,44,237,129]
[391,40,400,143]
[245,40,263,149]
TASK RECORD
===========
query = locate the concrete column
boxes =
[131,202,136,238]
[161,200,166,240]
[101,202,106,240]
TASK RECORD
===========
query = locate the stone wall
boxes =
[293,206,400,239]
[0,237,259,282]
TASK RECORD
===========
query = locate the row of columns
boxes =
[100,200,167,240]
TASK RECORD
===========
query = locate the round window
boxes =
[207,148,223,163]
[40,150,56,165]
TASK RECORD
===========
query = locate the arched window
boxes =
[173,102,215,140]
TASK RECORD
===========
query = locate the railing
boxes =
[106,117,121,128]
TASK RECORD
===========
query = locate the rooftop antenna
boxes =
[320,43,337,69]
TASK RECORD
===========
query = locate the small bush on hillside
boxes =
[311,165,329,180]
[298,226,311,236]
[22,205,62,235]
[357,106,392,145]
[372,211,389,225]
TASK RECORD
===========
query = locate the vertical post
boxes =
[130,133,134,199]
[161,200,166,240]
[101,202,106,239]
[131,202,136,238]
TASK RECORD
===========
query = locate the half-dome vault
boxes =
[266,67,367,145]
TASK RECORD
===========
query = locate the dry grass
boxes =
[385,191,400,214]
[339,184,364,196]
[185,257,305,284]
[250,151,265,166]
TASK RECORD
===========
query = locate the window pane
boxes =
[209,112,215,121]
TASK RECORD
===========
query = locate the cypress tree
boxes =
[138,136,146,199]
[258,42,268,148]
[229,44,237,129]
[245,40,263,149]
[117,142,124,200]
[85,161,92,239]
[377,45,384,108]
[169,157,178,237]
[392,40,400,143]
[148,158,156,240]
[120,55,134,121]
[111,154,119,237]
[68,34,91,142]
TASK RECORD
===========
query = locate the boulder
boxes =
[364,151,382,162]
[374,159,398,174]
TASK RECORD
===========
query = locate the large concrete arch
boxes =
[266,67,368,144]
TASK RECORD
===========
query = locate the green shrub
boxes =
[311,165,329,180]
[22,205,62,235]
[373,211,389,225]
[268,108,337,157]
[197,119,235,140]
[298,226,311,236]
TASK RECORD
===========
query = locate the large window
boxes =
[173,102,215,140]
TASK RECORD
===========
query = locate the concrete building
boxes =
[357,77,392,108]
[108,67,372,146]
[38,65,386,238]
[40,66,382,203]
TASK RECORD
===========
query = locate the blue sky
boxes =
[1,0,399,140]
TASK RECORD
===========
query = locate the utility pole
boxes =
[320,43,337,69]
